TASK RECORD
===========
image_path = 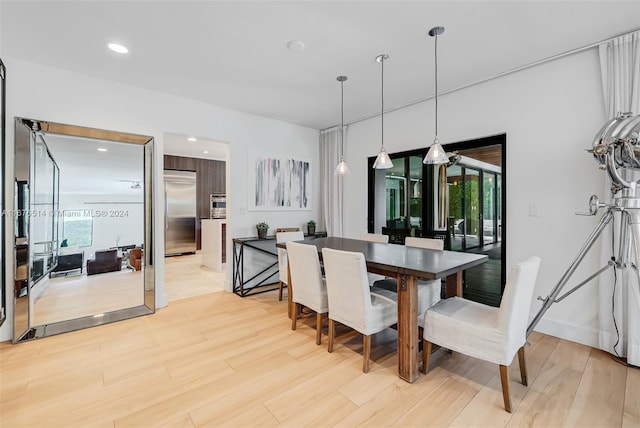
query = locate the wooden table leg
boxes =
[445,271,463,298]
[397,273,419,383]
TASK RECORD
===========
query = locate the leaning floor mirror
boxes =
[13,118,154,343]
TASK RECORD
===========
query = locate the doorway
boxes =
[368,134,506,306]
[163,132,230,302]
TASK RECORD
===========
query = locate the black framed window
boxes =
[368,134,506,306]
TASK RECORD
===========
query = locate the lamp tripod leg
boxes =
[527,209,615,337]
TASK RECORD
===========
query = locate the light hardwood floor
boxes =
[32,270,144,325]
[1,290,638,428]
[164,252,226,302]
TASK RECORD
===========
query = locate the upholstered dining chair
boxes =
[359,232,389,285]
[359,232,389,243]
[286,241,328,345]
[276,230,304,301]
[322,247,398,373]
[375,236,443,324]
[422,256,541,412]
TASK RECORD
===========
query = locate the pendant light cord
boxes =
[341,78,344,157]
[381,56,385,149]
[434,32,438,139]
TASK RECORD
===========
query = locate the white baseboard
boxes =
[530,316,600,349]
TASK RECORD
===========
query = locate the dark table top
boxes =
[278,236,488,280]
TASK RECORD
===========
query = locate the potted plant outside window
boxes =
[307,220,316,236]
[256,222,269,239]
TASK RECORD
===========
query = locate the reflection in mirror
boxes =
[13,118,154,343]
[0,59,5,328]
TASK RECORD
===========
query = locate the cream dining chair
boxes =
[422,256,541,412]
[322,247,398,373]
[276,230,304,301]
[359,232,389,243]
[359,232,389,285]
[374,236,443,324]
[286,241,328,345]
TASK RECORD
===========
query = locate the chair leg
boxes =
[315,312,323,345]
[328,319,335,353]
[422,340,432,374]
[291,303,298,330]
[363,335,371,373]
[278,281,284,301]
[518,346,528,386]
[499,364,512,413]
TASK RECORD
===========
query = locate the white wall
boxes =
[343,48,608,348]
[1,57,320,341]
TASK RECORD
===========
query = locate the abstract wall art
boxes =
[248,154,311,211]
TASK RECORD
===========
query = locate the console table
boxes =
[232,232,326,297]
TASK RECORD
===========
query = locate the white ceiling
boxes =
[2,1,639,130]
[163,132,228,162]
[44,134,144,197]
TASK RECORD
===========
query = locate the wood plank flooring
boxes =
[32,269,143,325]
[1,290,638,428]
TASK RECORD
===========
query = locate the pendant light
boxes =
[334,75,351,175]
[373,54,393,169]
[423,26,449,165]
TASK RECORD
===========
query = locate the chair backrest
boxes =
[276,231,305,283]
[321,248,372,332]
[286,241,326,312]
[276,231,304,244]
[276,227,301,233]
[497,256,541,339]
[129,248,142,270]
[95,249,117,262]
[405,236,444,250]
[359,233,389,243]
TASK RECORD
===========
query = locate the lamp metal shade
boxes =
[373,147,394,169]
[423,138,449,164]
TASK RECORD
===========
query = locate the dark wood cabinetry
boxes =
[164,155,226,250]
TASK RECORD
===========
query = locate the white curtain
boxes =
[597,31,640,366]
[319,126,345,237]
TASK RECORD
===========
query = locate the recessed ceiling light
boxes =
[203,150,209,154]
[187,137,197,142]
[107,43,129,54]
[97,148,108,152]
[286,40,305,51]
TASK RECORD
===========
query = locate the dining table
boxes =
[277,236,488,383]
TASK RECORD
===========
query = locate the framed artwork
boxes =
[248,153,311,211]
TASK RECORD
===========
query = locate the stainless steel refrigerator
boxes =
[164,170,197,256]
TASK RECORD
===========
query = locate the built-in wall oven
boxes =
[210,193,226,219]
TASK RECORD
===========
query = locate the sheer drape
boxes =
[599,31,640,117]
[319,127,345,236]
[597,31,640,366]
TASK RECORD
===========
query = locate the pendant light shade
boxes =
[423,26,449,165]
[334,75,351,175]
[373,147,393,169]
[373,54,393,169]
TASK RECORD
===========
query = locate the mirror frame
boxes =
[12,117,155,343]
[0,59,5,328]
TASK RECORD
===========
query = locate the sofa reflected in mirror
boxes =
[86,249,122,275]
[50,251,84,277]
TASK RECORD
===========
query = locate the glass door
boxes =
[483,172,497,244]
[463,167,481,249]
[447,165,483,250]
[381,155,423,243]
